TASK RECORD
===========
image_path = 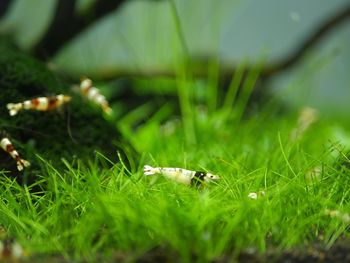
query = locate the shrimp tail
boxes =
[102,104,113,115]
[16,159,30,171]
[143,165,157,176]
[6,103,22,116]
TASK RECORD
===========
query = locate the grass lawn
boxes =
[1,68,350,263]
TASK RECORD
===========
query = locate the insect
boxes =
[0,238,25,262]
[79,78,112,115]
[143,165,220,186]
[0,132,30,171]
[6,94,71,116]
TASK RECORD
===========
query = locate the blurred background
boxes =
[1,0,350,120]
[1,2,350,260]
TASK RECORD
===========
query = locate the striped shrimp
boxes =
[0,132,30,171]
[79,78,112,115]
[0,238,25,262]
[144,165,220,186]
[6,94,71,116]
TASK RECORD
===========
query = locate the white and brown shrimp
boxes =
[6,94,71,116]
[0,132,30,171]
[144,165,219,186]
[79,78,112,115]
[0,238,26,262]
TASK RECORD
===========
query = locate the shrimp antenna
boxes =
[65,104,78,144]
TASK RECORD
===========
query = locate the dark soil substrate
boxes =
[236,237,350,263]
[16,236,350,263]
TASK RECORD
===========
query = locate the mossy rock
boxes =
[0,40,122,181]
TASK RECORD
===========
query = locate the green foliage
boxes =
[1,54,349,262]
[0,107,349,262]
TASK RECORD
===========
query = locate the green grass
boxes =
[1,66,350,262]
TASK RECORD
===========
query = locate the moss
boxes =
[0,40,122,179]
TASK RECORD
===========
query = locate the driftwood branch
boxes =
[34,0,125,59]
[31,2,350,80]
[261,4,350,77]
